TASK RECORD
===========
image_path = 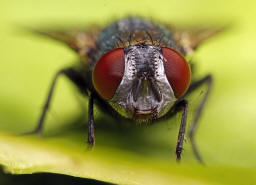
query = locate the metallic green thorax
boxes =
[90,17,178,69]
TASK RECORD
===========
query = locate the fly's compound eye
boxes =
[162,47,191,98]
[93,48,125,100]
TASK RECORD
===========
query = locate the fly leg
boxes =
[22,67,88,136]
[175,100,188,161]
[185,74,213,163]
[88,92,95,146]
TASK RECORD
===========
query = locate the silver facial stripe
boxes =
[109,45,177,119]
[108,47,137,118]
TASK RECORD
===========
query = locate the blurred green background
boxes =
[0,0,256,184]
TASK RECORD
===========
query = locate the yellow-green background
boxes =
[0,0,256,184]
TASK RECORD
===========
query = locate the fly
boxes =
[24,17,222,163]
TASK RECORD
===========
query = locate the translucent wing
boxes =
[33,26,101,57]
[168,25,226,56]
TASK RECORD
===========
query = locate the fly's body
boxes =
[26,17,220,162]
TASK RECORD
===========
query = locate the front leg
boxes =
[88,93,95,146]
[23,67,88,135]
[175,100,188,161]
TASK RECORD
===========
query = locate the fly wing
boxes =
[33,26,101,57]
[168,25,226,56]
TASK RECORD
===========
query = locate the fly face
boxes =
[93,43,191,122]
[109,44,176,121]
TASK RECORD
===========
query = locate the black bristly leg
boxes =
[175,100,188,161]
[88,93,95,146]
[185,74,213,163]
[23,67,88,135]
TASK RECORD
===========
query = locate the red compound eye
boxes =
[162,47,191,98]
[93,48,125,100]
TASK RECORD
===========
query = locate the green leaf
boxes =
[0,0,256,184]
